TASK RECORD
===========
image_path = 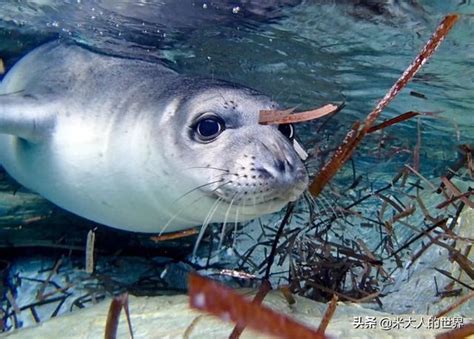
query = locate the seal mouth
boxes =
[208,178,308,215]
[210,194,290,217]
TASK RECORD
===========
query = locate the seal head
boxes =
[158,79,308,224]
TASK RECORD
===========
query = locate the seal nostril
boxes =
[286,159,294,172]
[276,160,285,173]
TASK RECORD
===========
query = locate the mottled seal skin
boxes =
[0,41,308,233]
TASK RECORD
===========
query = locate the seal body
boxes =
[0,41,308,233]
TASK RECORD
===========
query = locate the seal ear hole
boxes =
[278,123,295,140]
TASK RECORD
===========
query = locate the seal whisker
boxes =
[183,166,229,173]
[192,197,224,258]
[301,190,323,222]
[216,91,229,105]
[320,193,344,220]
[210,180,233,194]
[316,193,338,219]
[159,180,232,235]
[320,194,345,219]
[302,190,318,213]
[232,202,244,249]
[270,84,292,105]
[313,194,329,217]
[172,177,227,205]
[158,195,204,236]
[218,192,240,251]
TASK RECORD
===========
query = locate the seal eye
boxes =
[278,123,294,140]
[194,116,225,141]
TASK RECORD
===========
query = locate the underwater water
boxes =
[0,0,473,333]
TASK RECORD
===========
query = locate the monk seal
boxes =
[0,41,308,233]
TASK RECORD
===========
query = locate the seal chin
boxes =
[286,179,309,202]
[238,198,288,217]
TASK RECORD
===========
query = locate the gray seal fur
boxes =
[0,41,308,233]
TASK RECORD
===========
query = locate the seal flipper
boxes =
[0,93,56,143]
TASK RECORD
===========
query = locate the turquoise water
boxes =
[0,0,473,331]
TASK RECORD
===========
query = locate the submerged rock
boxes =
[4,291,467,338]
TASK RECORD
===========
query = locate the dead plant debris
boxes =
[436,323,474,339]
[188,273,326,339]
[317,294,338,334]
[150,228,199,242]
[104,293,134,339]
[259,103,342,125]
